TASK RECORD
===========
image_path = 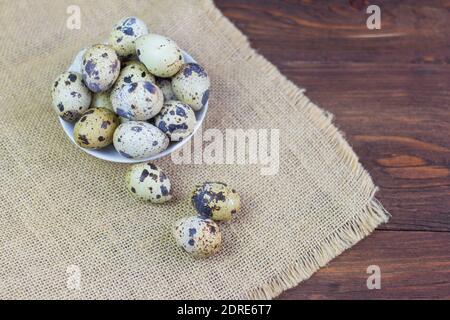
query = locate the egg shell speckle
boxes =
[172,63,210,111]
[109,17,148,59]
[125,162,172,203]
[111,80,163,121]
[81,44,120,93]
[113,121,169,159]
[192,182,240,221]
[73,108,119,149]
[52,72,92,122]
[154,100,196,141]
[112,61,156,92]
[172,216,222,258]
[135,34,184,78]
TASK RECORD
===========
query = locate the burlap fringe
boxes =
[247,196,390,299]
[199,0,390,299]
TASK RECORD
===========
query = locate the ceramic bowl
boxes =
[59,49,207,163]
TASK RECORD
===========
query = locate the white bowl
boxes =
[59,49,207,163]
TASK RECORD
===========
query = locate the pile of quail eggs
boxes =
[174,181,241,258]
[51,17,240,259]
[126,162,241,258]
[120,164,242,259]
[51,17,210,159]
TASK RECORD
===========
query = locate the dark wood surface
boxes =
[215,0,450,299]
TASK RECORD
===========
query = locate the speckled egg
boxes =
[125,162,172,203]
[81,44,120,93]
[155,77,176,102]
[192,182,241,221]
[91,90,113,111]
[73,108,119,149]
[172,216,222,258]
[109,17,148,59]
[172,63,210,111]
[51,72,92,122]
[135,34,184,77]
[113,121,169,159]
[111,80,163,121]
[112,62,156,92]
[154,101,196,141]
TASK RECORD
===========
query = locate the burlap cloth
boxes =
[0,0,390,299]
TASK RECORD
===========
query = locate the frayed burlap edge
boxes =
[199,0,390,299]
[248,196,390,299]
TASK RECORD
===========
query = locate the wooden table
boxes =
[215,0,450,299]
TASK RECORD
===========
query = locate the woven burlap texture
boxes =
[0,0,389,299]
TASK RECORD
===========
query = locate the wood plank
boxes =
[288,63,450,232]
[216,0,450,64]
[277,230,450,299]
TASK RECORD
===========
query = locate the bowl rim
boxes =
[59,49,207,164]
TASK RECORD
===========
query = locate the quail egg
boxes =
[154,101,196,141]
[109,17,148,59]
[172,63,210,111]
[81,44,120,92]
[192,182,240,221]
[73,108,119,149]
[111,80,163,121]
[155,77,176,102]
[113,121,169,159]
[51,71,92,122]
[91,90,113,111]
[135,34,184,77]
[125,162,172,203]
[112,61,156,92]
[173,216,222,258]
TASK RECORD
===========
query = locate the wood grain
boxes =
[214,0,450,299]
[278,231,450,300]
